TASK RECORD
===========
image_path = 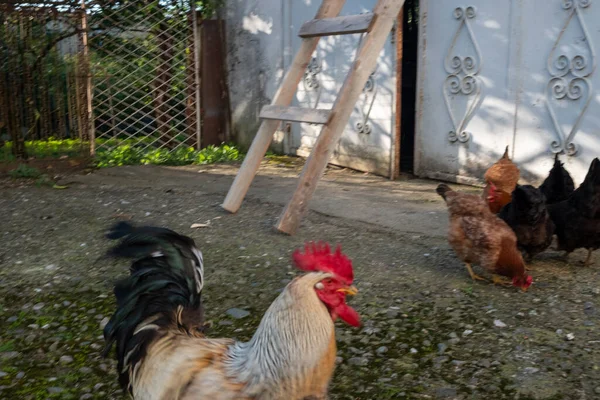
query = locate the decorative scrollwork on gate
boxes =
[356,70,377,134]
[304,57,321,90]
[546,0,595,156]
[443,6,482,143]
[302,56,323,126]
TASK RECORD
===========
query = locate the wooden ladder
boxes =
[222,0,405,235]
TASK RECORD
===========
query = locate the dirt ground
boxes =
[0,161,599,400]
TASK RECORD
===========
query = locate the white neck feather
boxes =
[224,272,335,397]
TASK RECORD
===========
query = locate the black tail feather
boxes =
[102,222,205,393]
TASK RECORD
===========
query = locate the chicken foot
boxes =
[492,275,512,287]
[465,263,488,282]
[583,249,594,267]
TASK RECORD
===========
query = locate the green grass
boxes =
[0,139,87,162]
[8,164,42,179]
[1,138,246,168]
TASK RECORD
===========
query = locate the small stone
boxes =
[376,346,389,354]
[0,372,7,378]
[45,264,57,270]
[79,367,93,374]
[59,355,74,364]
[94,383,104,391]
[226,308,250,319]
[410,348,418,354]
[99,317,110,330]
[47,387,64,394]
[335,357,344,365]
[566,333,575,341]
[523,367,540,374]
[6,316,17,323]
[32,303,45,311]
[15,372,24,379]
[80,394,94,400]
[49,342,59,352]
[348,357,369,366]
[438,343,448,354]
[435,388,458,398]
[594,386,600,395]
[63,301,71,307]
[463,329,473,337]
[0,352,20,360]
[494,319,507,328]
[27,324,39,329]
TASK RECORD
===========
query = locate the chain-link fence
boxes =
[89,0,200,155]
[0,2,87,159]
[0,0,202,160]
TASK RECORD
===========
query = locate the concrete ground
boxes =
[59,161,466,238]
[0,160,598,400]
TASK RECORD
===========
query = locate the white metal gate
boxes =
[415,0,600,185]
[285,1,397,177]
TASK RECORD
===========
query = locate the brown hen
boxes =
[437,184,532,290]
[483,146,520,213]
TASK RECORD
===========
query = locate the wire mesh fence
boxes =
[0,0,201,161]
[88,0,200,154]
[0,2,87,159]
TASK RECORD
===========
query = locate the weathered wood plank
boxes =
[260,105,331,125]
[221,0,347,214]
[298,13,375,38]
[275,0,406,235]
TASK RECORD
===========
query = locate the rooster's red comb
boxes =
[292,242,353,285]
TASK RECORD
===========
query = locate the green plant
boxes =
[94,143,244,168]
[1,139,246,169]
[9,164,42,179]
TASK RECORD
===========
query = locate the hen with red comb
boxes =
[293,242,354,285]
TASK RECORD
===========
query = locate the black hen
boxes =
[539,153,575,205]
[547,158,600,265]
[498,185,555,261]
[102,222,205,393]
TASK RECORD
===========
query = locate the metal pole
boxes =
[192,5,202,150]
[81,0,95,156]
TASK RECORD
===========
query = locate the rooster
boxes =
[482,146,520,213]
[437,184,532,290]
[539,153,575,205]
[102,222,360,399]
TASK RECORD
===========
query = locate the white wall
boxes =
[223,0,286,149]
[223,0,397,177]
[416,0,600,186]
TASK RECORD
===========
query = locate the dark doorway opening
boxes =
[395,0,419,176]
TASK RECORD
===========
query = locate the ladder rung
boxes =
[260,105,331,124]
[298,13,376,38]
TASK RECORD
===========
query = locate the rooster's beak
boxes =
[337,286,358,296]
